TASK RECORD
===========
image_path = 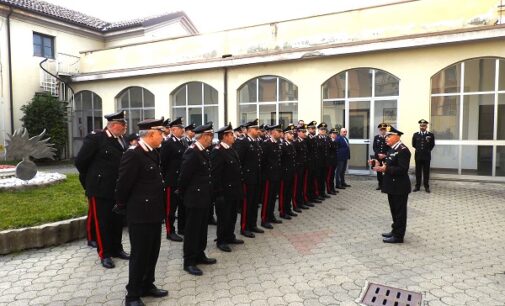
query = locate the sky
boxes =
[42,0,397,33]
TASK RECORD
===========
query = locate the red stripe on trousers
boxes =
[241,184,247,231]
[261,180,270,222]
[303,170,309,202]
[314,178,320,196]
[165,187,172,234]
[326,167,332,193]
[292,174,298,208]
[91,197,104,259]
[279,180,285,215]
[86,198,93,242]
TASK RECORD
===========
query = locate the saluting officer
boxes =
[412,119,435,193]
[279,124,298,219]
[371,125,411,244]
[316,122,331,199]
[75,110,129,269]
[306,121,322,203]
[327,128,339,195]
[160,117,186,242]
[233,125,244,140]
[233,119,264,238]
[182,123,196,147]
[373,123,389,190]
[114,118,168,306]
[211,123,245,252]
[293,123,312,210]
[178,122,217,276]
[260,124,283,229]
[162,118,171,140]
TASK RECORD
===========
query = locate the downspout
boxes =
[6,7,13,133]
[223,67,228,123]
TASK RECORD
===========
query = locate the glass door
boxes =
[348,101,370,173]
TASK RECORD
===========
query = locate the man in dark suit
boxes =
[211,123,244,252]
[233,119,264,238]
[115,118,168,306]
[373,123,389,190]
[260,124,283,229]
[371,125,412,244]
[335,128,351,189]
[75,110,129,269]
[160,117,186,242]
[178,122,217,276]
[412,119,435,193]
[279,124,298,220]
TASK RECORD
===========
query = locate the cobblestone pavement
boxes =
[1,177,505,305]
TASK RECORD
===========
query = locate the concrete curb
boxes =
[0,216,86,255]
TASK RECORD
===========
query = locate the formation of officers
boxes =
[75,109,434,306]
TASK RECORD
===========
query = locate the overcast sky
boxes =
[43,0,397,32]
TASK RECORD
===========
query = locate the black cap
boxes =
[233,125,243,132]
[386,125,403,136]
[137,118,165,131]
[377,122,388,129]
[317,122,328,130]
[297,124,307,132]
[245,119,259,129]
[217,123,233,135]
[125,133,139,142]
[169,117,183,128]
[329,128,338,134]
[163,118,171,127]
[194,122,214,134]
[266,124,282,131]
[185,123,196,131]
[104,110,126,123]
[259,124,266,131]
[283,123,296,133]
[418,119,429,124]
[307,121,317,128]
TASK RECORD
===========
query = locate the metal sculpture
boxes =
[5,128,56,181]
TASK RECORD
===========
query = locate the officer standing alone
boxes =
[412,119,435,193]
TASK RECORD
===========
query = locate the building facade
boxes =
[1,0,505,180]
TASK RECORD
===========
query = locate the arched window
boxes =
[73,90,102,154]
[171,82,218,127]
[238,75,298,127]
[116,86,155,133]
[430,57,505,177]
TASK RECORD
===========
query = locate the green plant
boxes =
[21,92,68,159]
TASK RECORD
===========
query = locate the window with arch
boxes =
[116,86,155,133]
[238,75,298,127]
[172,82,218,127]
[430,57,505,177]
[73,90,102,138]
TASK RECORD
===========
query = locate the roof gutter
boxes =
[6,6,13,133]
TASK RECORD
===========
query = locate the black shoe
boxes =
[300,205,309,209]
[317,196,325,201]
[343,184,351,187]
[101,257,115,269]
[208,216,218,225]
[184,265,203,276]
[383,236,404,244]
[413,187,420,192]
[113,250,130,260]
[287,211,298,217]
[241,230,255,238]
[125,298,145,306]
[228,238,244,244]
[310,199,322,203]
[381,232,393,238]
[322,194,331,198]
[261,222,273,229]
[376,186,382,190]
[305,203,315,207]
[336,186,345,190]
[87,240,97,248]
[270,218,282,224]
[251,227,264,234]
[425,188,431,193]
[198,256,217,265]
[141,287,168,298]
[167,232,183,242]
[217,243,231,252]
[279,214,291,220]
[293,208,303,213]
[328,191,337,195]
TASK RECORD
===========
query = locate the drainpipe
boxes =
[223,67,228,124]
[6,7,13,133]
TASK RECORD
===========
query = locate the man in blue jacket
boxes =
[335,128,351,189]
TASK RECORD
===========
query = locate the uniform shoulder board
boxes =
[189,144,195,149]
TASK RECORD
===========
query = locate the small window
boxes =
[33,32,54,59]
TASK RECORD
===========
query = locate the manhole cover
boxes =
[357,282,422,306]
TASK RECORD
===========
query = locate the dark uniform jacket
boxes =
[281,140,296,178]
[233,136,262,185]
[382,142,412,195]
[306,134,319,170]
[181,136,194,148]
[211,143,243,201]
[412,131,435,161]
[328,137,338,167]
[373,134,388,159]
[178,143,213,209]
[115,143,165,224]
[294,138,308,169]
[261,138,282,181]
[160,135,186,187]
[316,135,330,167]
[75,129,126,199]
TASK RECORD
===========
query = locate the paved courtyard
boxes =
[1,176,505,305]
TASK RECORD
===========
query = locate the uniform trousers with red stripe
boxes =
[326,166,336,193]
[88,196,124,259]
[279,177,294,215]
[165,187,185,235]
[215,196,239,244]
[261,179,280,223]
[241,183,260,232]
[294,168,307,207]
[317,166,328,197]
[307,168,319,200]
[86,201,97,244]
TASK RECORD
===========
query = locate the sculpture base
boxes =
[0,171,66,190]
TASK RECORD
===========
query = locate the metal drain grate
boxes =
[358,282,422,306]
